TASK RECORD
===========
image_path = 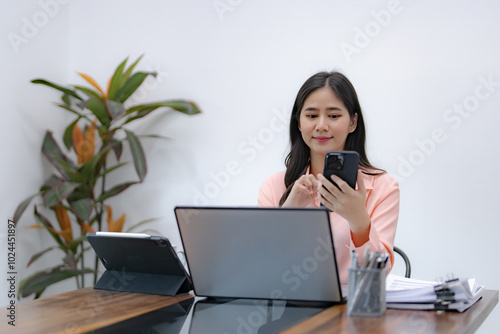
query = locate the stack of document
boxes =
[385,274,484,312]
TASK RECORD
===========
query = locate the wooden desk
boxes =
[2,288,497,334]
[4,287,193,334]
[283,290,499,334]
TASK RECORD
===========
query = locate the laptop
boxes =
[174,206,344,303]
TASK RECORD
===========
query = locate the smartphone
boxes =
[323,151,360,190]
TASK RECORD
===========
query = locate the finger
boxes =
[318,173,343,196]
[302,175,316,192]
[317,174,341,198]
[318,185,336,209]
[330,174,351,193]
[318,184,336,203]
[319,195,335,211]
[307,174,319,188]
[297,175,317,194]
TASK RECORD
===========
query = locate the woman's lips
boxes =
[314,137,332,143]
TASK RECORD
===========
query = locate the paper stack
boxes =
[386,274,484,312]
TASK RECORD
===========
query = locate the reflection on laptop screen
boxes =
[189,298,326,334]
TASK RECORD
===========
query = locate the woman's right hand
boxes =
[282,174,319,207]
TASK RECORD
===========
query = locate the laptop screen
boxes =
[174,207,343,303]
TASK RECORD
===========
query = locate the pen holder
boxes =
[347,267,386,317]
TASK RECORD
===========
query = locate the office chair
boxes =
[393,246,411,278]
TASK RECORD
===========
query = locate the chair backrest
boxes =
[393,246,411,278]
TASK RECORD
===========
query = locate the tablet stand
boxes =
[94,270,192,296]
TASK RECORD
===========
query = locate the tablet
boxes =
[87,232,192,296]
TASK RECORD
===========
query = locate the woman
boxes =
[257,71,399,284]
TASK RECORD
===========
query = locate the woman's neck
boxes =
[309,153,324,177]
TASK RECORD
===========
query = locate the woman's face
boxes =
[298,86,357,158]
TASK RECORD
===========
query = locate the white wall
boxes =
[1,0,499,332]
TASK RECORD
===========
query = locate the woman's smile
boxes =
[314,136,332,143]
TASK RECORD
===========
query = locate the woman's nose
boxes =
[315,115,328,131]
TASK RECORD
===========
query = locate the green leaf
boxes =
[41,182,79,208]
[41,174,63,191]
[63,119,79,150]
[123,106,157,124]
[34,290,45,300]
[122,54,144,82]
[61,93,71,106]
[54,181,80,200]
[79,146,111,181]
[42,190,59,208]
[127,100,202,116]
[107,57,128,100]
[19,265,94,298]
[69,198,94,221]
[73,85,103,101]
[97,124,109,139]
[125,130,147,182]
[50,155,80,182]
[106,99,126,119]
[84,97,110,127]
[96,162,128,179]
[56,104,86,118]
[41,131,75,180]
[13,193,38,225]
[66,185,93,204]
[26,246,58,267]
[68,236,87,254]
[34,207,66,250]
[139,134,171,140]
[96,182,138,202]
[31,79,82,101]
[109,138,123,161]
[114,71,156,103]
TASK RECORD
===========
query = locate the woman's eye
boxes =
[329,114,340,118]
[306,114,318,118]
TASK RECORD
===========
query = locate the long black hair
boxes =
[279,71,382,206]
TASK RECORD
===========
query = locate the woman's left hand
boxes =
[317,170,371,235]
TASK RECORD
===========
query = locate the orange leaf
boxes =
[77,72,105,96]
[55,206,71,231]
[85,120,96,147]
[57,230,73,245]
[113,214,126,233]
[105,77,112,98]
[72,123,84,152]
[26,225,58,235]
[74,120,97,164]
[106,205,116,232]
[106,206,112,225]
[81,223,96,234]
[55,206,73,245]
[27,225,45,229]
[106,206,126,232]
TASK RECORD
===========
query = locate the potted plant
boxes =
[13,55,201,299]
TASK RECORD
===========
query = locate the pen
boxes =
[368,252,380,268]
[350,249,358,269]
[380,253,389,268]
[361,245,371,268]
